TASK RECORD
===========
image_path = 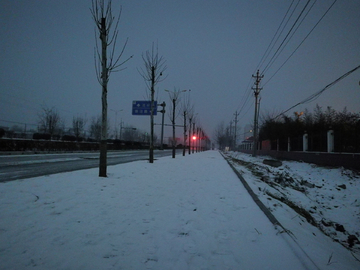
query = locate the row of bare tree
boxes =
[90,0,209,174]
[32,105,151,142]
[213,121,235,150]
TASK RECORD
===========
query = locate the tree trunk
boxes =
[149,66,155,163]
[188,118,192,155]
[99,17,108,177]
[172,98,176,158]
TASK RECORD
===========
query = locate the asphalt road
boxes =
[0,149,181,182]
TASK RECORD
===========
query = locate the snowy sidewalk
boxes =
[0,151,322,269]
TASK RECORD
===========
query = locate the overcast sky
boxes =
[1,0,359,142]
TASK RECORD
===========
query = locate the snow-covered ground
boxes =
[0,150,359,269]
[225,151,360,267]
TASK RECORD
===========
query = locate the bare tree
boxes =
[121,125,137,141]
[166,88,186,158]
[89,116,102,141]
[138,43,167,163]
[72,116,87,141]
[214,121,233,150]
[89,115,111,140]
[91,0,133,177]
[181,91,192,156]
[187,105,196,154]
[38,106,61,138]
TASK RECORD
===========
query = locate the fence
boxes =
[237,128,360,170]
[257,128,359,154]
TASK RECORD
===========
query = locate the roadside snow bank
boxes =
[226,151,360,262]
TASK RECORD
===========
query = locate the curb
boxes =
[220,152,285,230]
[220,151,321,270]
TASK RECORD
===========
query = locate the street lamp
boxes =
[110,109,123,139]
[245,129,253,140]
[165,89,188,158]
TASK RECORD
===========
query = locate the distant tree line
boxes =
[212,104,359,152]
[259,105,360,152]
[0,105,157,146]
[213,121,234,150]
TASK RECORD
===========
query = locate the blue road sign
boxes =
[132,101,157,115]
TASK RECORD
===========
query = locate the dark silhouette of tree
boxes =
[214,121,234,150]
[91,0,132,177]
[72,116,87,141]
[138,44,167,162]
[259,104,360,152]
[38,106,61,138]
[89,116,102,141]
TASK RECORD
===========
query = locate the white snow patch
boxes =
[0,150,359,269]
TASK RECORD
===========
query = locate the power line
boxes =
[263,0,338,87]
[262,0,312,75]
[236,85,252,113]
[238,1,302,124]
[264,0,317,74]
[273,64,360,119]
[236,0,337,125]
[255,0,297,73]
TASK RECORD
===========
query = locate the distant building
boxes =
[243,124,253,140]
[239,136,253,150]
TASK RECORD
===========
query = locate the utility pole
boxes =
[234,111,239,150]
[229,121,233,150]
[252,70,263,157]
[111,109,123,139]
[119,119,123,140]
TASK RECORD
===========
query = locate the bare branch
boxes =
[93,49,102,85]
[109,37,133,73]
[91,0,132,176]
[138,43,167,91]
[167,88,184,122]
[108,6,122,46]
[91,0,131,86]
